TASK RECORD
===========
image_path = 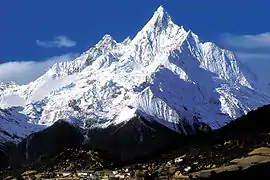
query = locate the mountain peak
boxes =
[1,4,269,146]
[156,5,165,14]
[102,34,113,41]
[98,34,114,44]
[95,34,117,51]
[142,5,172,32]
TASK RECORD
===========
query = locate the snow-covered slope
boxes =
[0,107,44,143]
[1,6,269,142]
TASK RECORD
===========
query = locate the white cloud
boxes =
[235,52,270,60]
[221,33,270,49]
[0,53,78,85]
[220,32,270,81]
[235,52,270,80]
[36,36,76,48]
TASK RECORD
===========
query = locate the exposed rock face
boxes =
[10,120,84,167]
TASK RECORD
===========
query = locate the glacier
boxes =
[1,6,270,143]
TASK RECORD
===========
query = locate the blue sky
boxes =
[0,0,270,84]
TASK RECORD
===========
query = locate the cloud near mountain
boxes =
[0,53,78,84]
[36,36,77,48]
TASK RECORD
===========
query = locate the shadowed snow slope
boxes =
[0,6,269,143]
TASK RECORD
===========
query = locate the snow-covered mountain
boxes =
[1,6,270,143]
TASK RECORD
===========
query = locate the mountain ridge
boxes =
[0,6,269,143]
